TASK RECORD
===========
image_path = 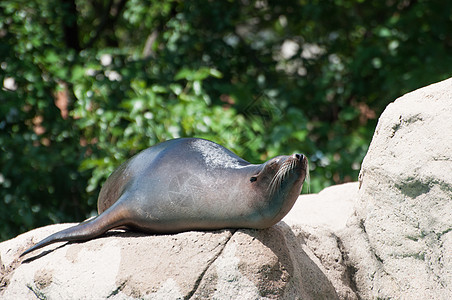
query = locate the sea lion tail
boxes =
[20,200,130,257]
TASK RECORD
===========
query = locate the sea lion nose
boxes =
[294,153,303,160]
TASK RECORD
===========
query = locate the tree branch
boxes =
[142,2,179,58]
[84,0,128,49]
[62,0,81,51]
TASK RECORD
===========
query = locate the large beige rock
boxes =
[342,77,452,299]
[0,183,359,300]
[1,225,234,299]
[0,227,338,300]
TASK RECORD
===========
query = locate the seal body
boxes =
[22,138,308,256]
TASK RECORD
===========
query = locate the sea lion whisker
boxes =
[274,166,288,189]
[268,174,279,195]
[268,160,295,195]
[268,170,281,195]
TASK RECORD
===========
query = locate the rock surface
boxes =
[0,182,358,300]
[1,77,451,299]
[342,77,452,299]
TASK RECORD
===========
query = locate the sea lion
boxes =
[21,138,308,256]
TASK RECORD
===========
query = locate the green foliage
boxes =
[1,0,452,241]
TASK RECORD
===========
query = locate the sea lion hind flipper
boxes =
[20,201,130,257]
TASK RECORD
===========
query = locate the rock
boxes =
[284,183,360,300]
[284,182,357,232]
[0,183,359,300]
[1,225,234,299]
[341,77,452,299]
[0,226,339,300]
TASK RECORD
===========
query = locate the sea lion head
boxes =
[248,153,308,226]
[253,153,308,195]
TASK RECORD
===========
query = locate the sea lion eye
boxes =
[250,176,257,182]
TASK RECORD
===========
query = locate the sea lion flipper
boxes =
[20,200,130,257]
[20,224,83,257]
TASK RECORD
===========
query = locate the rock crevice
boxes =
[185,229,237,300]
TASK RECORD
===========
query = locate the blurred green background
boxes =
[1,0,451,241]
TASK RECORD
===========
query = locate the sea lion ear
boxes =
[250,176,257,182]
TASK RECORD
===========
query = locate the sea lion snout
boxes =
[293,153,303,160]
[291,153,308,171]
